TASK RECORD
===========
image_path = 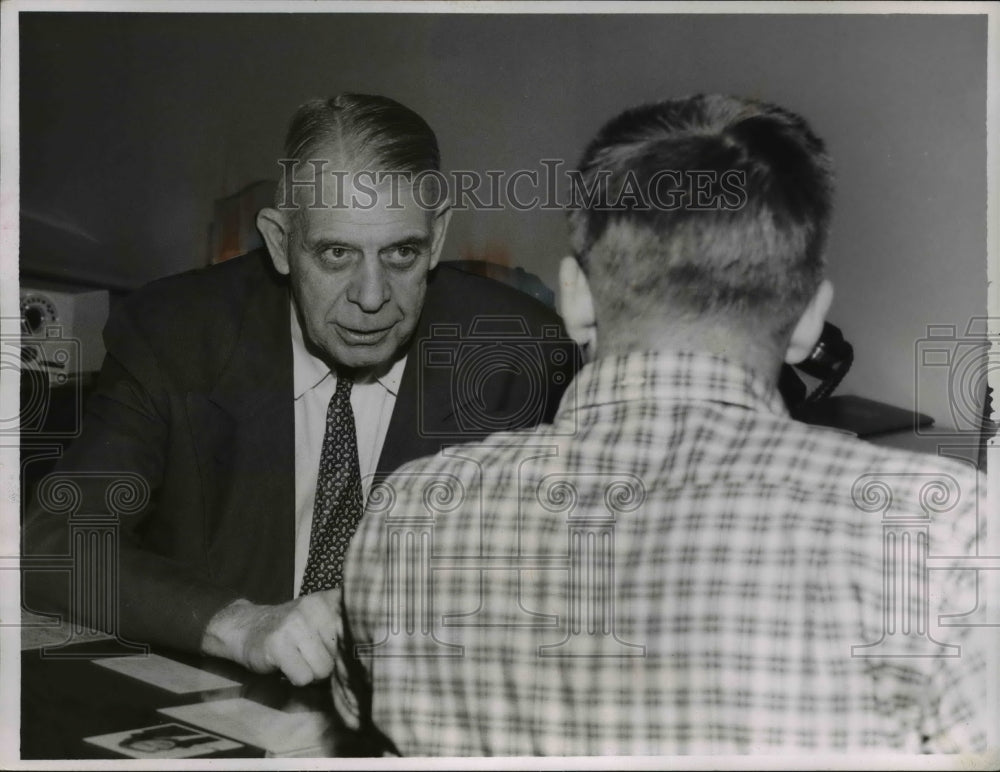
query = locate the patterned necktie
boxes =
[299,375,365,595]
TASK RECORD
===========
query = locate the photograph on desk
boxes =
[84,723,246,760]
[1,0,997,769]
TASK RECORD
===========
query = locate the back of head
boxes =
[567,94,834,345]
[276,93,440,207]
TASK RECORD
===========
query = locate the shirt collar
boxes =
[290,305,406,399]
[555,349,789,421]
[378,354,407,396]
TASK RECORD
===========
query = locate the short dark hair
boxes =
[276,93,440,207]
[567,93,834,334]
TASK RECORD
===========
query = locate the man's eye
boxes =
[387,245,420,264]
[319,246,353,263]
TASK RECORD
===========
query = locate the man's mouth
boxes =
[335,324,394,345]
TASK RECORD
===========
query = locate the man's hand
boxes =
[201,593,341,685]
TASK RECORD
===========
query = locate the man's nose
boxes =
[346,256,390,312]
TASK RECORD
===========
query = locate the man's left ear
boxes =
[785,279,834,364]
[428,205,452,271]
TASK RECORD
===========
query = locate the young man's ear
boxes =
[558,255,597,360]
[427,204,452,271]
[785,279,834,364]
[257,207,291,275]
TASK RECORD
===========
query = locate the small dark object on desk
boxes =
[791,395,934,438]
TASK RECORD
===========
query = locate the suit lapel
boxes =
[377,294,453,478]
[195,271,296,601]
[208,274,291,423]
[376,268,497,479]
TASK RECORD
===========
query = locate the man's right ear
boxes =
[785,279,834,365]
[558,255,597,360]
[256,207,291,276]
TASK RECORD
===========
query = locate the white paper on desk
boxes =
[159,698,331,756]
[94,654,241,694]
[84,722,244,759]
[19,616,114,651]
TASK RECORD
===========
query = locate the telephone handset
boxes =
[784,322,942,439]
[779,322,854,409]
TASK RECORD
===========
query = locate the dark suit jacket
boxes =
[23,250,578,652]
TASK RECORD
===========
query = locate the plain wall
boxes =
[17,11,988,429]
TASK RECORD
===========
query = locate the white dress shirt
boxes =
[290,307,405,597]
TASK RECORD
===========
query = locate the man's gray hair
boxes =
[275,93,440,209]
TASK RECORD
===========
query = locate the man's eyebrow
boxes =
[306,236,361,249]
[382,234,432,249]
[304,232,431,250]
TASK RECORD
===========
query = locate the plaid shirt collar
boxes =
[556,349,789,423]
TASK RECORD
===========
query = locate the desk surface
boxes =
[19,631,363,760]
[863,427,984,469]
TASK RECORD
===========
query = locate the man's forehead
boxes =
[292,184,435,239]
[297,202,432,230]
[288,155,433,213]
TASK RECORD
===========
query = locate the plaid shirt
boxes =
[337,350,991,757]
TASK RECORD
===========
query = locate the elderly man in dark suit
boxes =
[23,93,577,686]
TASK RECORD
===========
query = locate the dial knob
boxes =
[20,293,58,336]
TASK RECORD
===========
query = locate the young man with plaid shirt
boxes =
[332,94,992,757]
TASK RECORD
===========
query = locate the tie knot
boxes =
[334,375,353,398]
